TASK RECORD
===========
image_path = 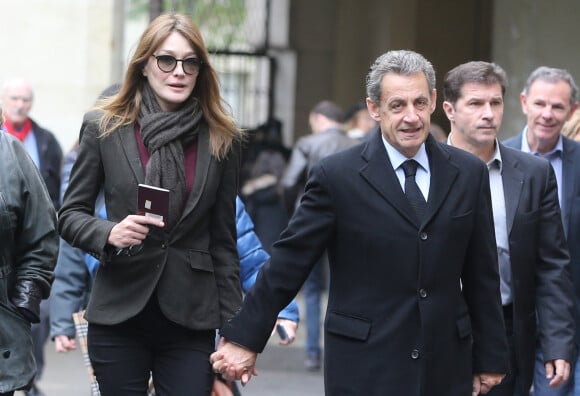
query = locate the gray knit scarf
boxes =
[139,82,203,231]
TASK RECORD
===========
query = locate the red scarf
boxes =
[4,118,32,142]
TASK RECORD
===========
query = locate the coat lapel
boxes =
[178,123,211,223]
[499,144,524,236]
[422,136,459,226]
[359,130,417,226]
[117,124,145,183]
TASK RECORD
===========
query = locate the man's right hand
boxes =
[472,372,505,395]
[210,337,258,386]
[54,335,76,352]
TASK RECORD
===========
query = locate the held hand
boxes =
[545,359,571,387]
[472,373,505,395]
[271,319,298,345]
[210,337,258,386]
[54,335,77,353]
[107,214,164,249]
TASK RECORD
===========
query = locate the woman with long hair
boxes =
[58,13,244,395]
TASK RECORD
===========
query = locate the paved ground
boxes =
[17,293,325,395]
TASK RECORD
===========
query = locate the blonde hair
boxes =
[96,13,242,159]
[563,109,580,140]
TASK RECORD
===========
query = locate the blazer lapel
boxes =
[359,130,417,226]
[178,123,211,223]
[117,124,145,183]
[499,144,524,236]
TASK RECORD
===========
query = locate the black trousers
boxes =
[88,294,215,396]
[0,392,14,396]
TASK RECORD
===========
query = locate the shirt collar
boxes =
[446,132,502,172]
[382,135,429,172]
[521,125,563,157]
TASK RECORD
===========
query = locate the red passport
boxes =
[137,184,170,222]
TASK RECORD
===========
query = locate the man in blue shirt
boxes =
[504,66,580,396]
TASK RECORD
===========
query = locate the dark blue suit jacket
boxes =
[504,132,580,349]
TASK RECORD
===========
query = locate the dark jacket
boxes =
[222,132,509,395]
[0,132,58,393]
[30,119,63,210]
[504,132,580,349]
[58,111,242,330]
[498,143,575,390]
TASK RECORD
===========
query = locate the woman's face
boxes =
[143,32,200,112]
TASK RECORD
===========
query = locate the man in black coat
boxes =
[211,50,509,395]
[443,61,575,395]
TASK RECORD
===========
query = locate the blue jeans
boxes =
[304,256,326,358]
[532,346,576,396]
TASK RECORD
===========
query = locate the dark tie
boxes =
[401,159,427,221]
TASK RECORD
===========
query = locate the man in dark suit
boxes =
[504,66,580,396]
[443,61,575,395]
[211,50,509,395]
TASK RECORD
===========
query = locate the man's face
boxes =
[367,72,435,157]
[520,79,578,151]
[1,83,33,127]
[443,82,503,148]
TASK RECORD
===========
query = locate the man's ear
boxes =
[519,92,528,115]
[366,97,380,121]
[442,101,454,121]
[430,89,437,114]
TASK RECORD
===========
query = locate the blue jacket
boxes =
[236,197,299,322]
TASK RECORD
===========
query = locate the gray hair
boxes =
[366,50,436,105]
[0,78,34,101]
[523,66,578,105]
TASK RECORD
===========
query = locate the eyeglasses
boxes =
[152,55,203,75]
